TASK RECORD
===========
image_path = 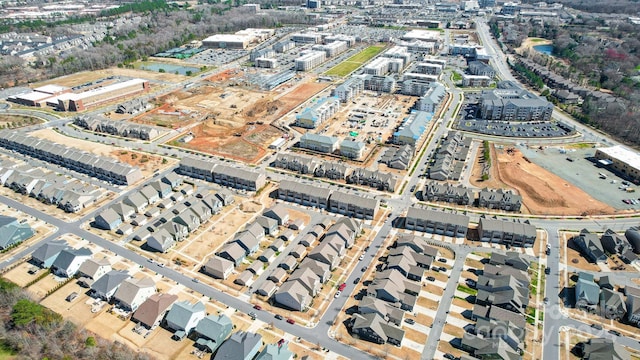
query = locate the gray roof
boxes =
[32,239,68,264]
[213,331,263,360]
[51,247,92,273]
[329,190,379,210]
[91,270,130,297]
[406,206,469,227]
[580,338,630,360]
[77,257,111,279]
[479,218,536,238]
[166,301,206,330]
[114,276,155,306]
[0,215,35,249]
[195,314,233,344]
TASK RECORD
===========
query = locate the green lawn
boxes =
[452,72,462,81]
[456,284,478,296]
[529,38,547,43]
[325,45,385,77]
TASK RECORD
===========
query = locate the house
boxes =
[263,204,289,226]
[358,295,404,326]
[256,342,294,360]
[328,191,379,220]
[146,228,176,253]
[215,189,235,206]
[574,229,607,263]
[600,288,627,320]
[94,208,122,230]
[189,200,213,222]
[325,223,356,248]
[201,194,223,214]
[290,243,307,259]
[626,294,640,326]
[51,247,92,277]
[162,172,183,189]
[489,252,531,271]
[213,331,263,360]
[267,268,288,284]
[149,180,172,199]
[478,188,522,212]
[421,181,473,205]
[165,301,206,340]
[77,258,111,287]
[140,185,160,204]
[217,243,247,266]
[279,255,298,271]
[247,261,264,275]
[307,236,345,270]
[287,267,320,296]
[289,219,305,231]
[256,280,278,297]
[270,238,285,252]
[203,256,234,280]
[575,272,600,311]
[277,180,331,209]
[367,269,419,311]
[601,229,634,258]
[114,276,156,311]
[386,246,429,280]
[599,276,614,290]
[124,192,149,213]
[574,338,630,360]
[255,216,279,236]
[233,232,260,256]
[90,270,130,300]
[475,274,530,314]
[174,209,201,233]
[461,333,521,360]
[298,257,331,283]
[273,280,312,311]
[349,313,405,346]
[235,270,254,287]
[31,240,68,268]
[111,202,135,221]
[160,221,189,242]
[259,248,276,263]
[194,314,233,353]
[132,293,178,329]
[0,215,34,250]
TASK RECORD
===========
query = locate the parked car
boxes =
[275,314,283,320]
[253,304,262,310]
[278,338,285,347]
[545,267,551,275]
[438,258,447,263]
[404,318,415,325]
[426,276,436,282]
[609,330,621,336]
[354,277,361,284]
[359,254,365,261]
[338,283,346,291]
[444,354,456,360]
[591,324,602,330]
[249,312,257,320]
[334,291,342,298]
[286,318,295,324]
[361,266,367,272]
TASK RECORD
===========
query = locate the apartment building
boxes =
[477,218,537,247]
[295,96,340,128]
[480,82,553,121]
[295,50,326,71]
[332,77,364,103]
[328,191,379,220]
[416,82,446,113]
[404,206,469,237]
[299,133,340,153]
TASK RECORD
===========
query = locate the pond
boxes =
[532,44,554,56]
[139,62,199,75]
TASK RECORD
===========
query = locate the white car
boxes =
[334,291,341,298]
[359,254,365,261]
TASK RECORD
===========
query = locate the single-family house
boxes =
[600,288,627,320]
[255,216,279,236]
[256,342,294,360]
[146,228,176,253]
[256,281,278,297]
[235,270,254,287]
[213,331,263,360]
[31,240,68,268]
[140,185,160,204]
[149,180,172,199]
[162,172,183,189]
[165,301,206,340]
[194,314,233,353]
[217,243,247,266]
[576,272,600,311]
[267,268,288,284]
[203,256,234,280]
[114,276,156,312]
[263,204,290,226]
[51,247,92,277]
[0,215,35,250]
[349,313,405,346]
[574,229,607,264]
[273,280,312,311]
[132,293,178,329]
[124,192,149,213]
[91,270,130,300]
[94,208,123,230]
[111,202,135,221]
[279,255,298,271]
[77,258,111,287]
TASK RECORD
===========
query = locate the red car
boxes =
[338,283,346,291]
[277,338,285,347]
[286,318,295,324]
[253,304,262,310]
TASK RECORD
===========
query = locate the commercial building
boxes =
[594,145,640,183]
[295,50,326,71]
[7,84,71,107]
[255,57,277,68]
[56,79,150,112]
[299,133,339,153]
[295,97,340,129]
[249,48,275,61]
[273,40,295,53]
[480,82,553,121]
[290,33,323,44]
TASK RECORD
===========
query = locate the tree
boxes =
[85,336,96,347]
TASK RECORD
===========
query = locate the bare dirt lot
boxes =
[32,68,186,88]
[471,146,615,215]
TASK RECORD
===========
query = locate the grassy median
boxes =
[324,45,385,77]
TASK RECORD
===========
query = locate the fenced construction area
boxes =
[324,45,386,77]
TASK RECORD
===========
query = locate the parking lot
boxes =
[519,145,640,210]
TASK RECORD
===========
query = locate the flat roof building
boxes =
[594,146,640,183]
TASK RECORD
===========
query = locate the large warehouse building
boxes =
[7,84,71,107]
[56,79,150,111]
[595,146,640,183]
